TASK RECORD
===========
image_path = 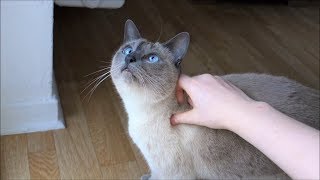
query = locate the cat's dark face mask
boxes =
[111,19,189,100]
[123,19,189,69]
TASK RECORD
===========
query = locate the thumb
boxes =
[171,110,197,126]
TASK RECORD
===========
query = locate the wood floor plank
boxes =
[27,131,55,153]
[1,137,7,180]
[1,135,30,179]
[82,83,136,167]
[28,151,60,179]
[101,161,142,179]
[53,82,102,179]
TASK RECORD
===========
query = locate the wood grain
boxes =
[28,151,60,179]
[53,82,103,179]
[101,161,142,179]
[1,139,6,180]
[27,131,55,153]
[82,85,136,167]
[1,1,318,179]
[1,135,30,179]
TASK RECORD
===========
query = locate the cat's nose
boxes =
[125,55,136,64]
[129,57,136,63]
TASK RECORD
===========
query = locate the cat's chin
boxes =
[118,70,139,85]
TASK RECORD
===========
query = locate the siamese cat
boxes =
[110,20,319,179]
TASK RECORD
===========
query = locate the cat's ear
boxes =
[163,32,190,64]
[124,19,141,43]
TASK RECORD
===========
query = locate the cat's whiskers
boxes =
[139,68,166,96]
[137,69,161,95]
[84,63,122,78]
[143,75,163,96]
[84,73,112,101]
[84,67,111,77]
[82,69,112,94]
[99,60,112,65]
[81,63,122,101]
[81,72,108,95]
[145,76,163,95]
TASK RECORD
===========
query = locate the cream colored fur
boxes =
[113,73,319,179]
[110,20,319,179]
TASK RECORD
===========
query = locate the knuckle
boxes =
[188,78,198,87]
[202,73,212,79]
[195,74,212,81]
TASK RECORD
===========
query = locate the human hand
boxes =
[171,74,256,130]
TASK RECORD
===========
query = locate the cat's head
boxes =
[111,20,189,102]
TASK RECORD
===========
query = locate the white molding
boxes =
[1,97,65,135]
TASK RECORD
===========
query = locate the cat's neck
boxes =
[122,92,178,126]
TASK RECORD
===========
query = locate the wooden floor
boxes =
[1,0,319,179]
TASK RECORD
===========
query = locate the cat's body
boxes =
[111,20,319,179]
[125,73,319,179]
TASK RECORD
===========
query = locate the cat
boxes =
[110,19,319,179]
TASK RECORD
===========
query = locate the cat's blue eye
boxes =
[122,47,133,55]
[148,55,159,63]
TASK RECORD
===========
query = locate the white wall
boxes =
[1,0,65,135]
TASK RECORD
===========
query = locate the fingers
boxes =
[176,74,197,104]
[221,78,253,101]
[187,96,194,107]
[213,75,232,89]
[171,110,197,126]
[178,74,197,96]
[176,81,185,104]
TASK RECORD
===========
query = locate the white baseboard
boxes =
[1,98,65,135]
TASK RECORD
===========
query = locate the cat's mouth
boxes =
[121,66,132,73]
[121,67,128,71]
[120,65,137,80]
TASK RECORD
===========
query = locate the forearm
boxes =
[229,102,320,179]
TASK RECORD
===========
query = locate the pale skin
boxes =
[171,74,320,180]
